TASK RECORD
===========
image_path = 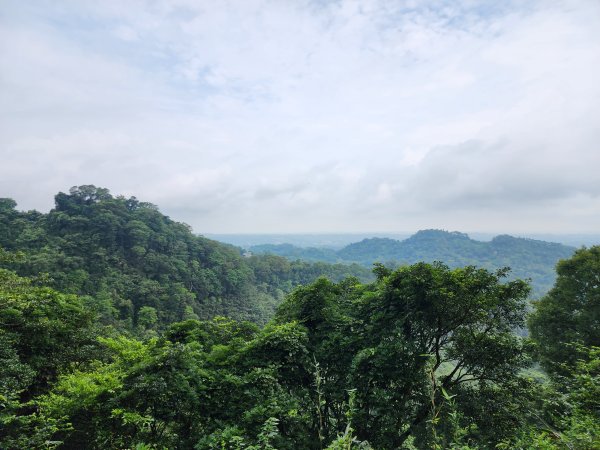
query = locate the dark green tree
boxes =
[276,263,532,448]
[521,246,600,449]
[529,246,600,375]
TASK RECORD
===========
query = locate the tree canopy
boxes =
[529,246,600,374]
[0,186,373,331]
[1,188,598,449]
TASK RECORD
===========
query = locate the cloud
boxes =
[0,0,599,233]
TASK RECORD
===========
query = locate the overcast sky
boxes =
[1,0,599,234]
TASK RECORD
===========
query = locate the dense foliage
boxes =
[0,187,373,330]
[251,230,576,296]
[249,244,339,263]
[1,188,598,449]
[529,246,600,374]
[2,257,540,449]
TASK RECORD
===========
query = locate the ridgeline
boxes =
[250,229,576,296]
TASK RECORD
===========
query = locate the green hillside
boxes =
[251,229,575,296]
[2,247,598,449]
[0,186,373,330]
[249,243,339,263]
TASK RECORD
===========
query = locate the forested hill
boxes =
[0,186,372,330]
[251,229,576,296]
[1,189,598,448]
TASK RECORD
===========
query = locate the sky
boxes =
[1,0,599,234]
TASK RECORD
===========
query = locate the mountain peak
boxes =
[410,229,471,241]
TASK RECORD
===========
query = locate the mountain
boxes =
[205,233,413,249]
[249,243,339,262]
[0,186,373,329]
[252,229,576,296]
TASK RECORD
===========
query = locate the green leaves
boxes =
[440,387,455,402]
[529,246,600,375]
[2,225,595,449]
[0,268,100,448]
[270,262,533,448]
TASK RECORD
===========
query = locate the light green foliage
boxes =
[0,266,97,395]
[138,306,159,333]
[196,417,280,450]
[30,316,307,449]
[0,264,99,448]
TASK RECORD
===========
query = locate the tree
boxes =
[137,306,158,330]
[529,246,600,375]
[522,247,600,449]
[275,263,532,448]
[0,253,100,448]
[0,265,98,397]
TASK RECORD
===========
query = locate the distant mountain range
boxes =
[206,232,600,249]
[248,229,577,297]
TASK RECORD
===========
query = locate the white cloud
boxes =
[0,0,599,233]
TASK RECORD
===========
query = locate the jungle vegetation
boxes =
[0,187,598,449]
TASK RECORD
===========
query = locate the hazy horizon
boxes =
[5,189,600,238]
[205,231,600,249]
[2,1,599,234]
